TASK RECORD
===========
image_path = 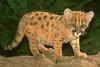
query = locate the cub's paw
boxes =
[44,48,55,55]
[55,57,66,63]
[44,48,55,61]
[75,52,88,58]
[33,53,45,60]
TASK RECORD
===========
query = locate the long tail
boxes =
[5,18,26,50]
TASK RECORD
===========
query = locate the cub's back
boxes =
[23,11,64,27]
[20,11,67,42]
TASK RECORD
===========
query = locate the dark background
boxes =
[0,0,100,57]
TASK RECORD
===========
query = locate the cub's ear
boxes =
[86,11,94,22]
[64,8,72,18]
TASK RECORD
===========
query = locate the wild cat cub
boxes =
[4,8,94,61]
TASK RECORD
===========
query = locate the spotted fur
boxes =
[5,8,94,60]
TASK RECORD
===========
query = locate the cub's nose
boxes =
[74,32,81,37]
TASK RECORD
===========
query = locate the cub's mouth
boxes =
[73,32,87,37]
[74,32,81,37]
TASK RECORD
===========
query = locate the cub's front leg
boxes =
[70,37,88,58]
[53,40,65,63]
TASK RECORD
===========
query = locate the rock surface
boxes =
[0,53,100,67]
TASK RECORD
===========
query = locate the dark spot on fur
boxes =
[47,21,49,26]
[44,15,47,19]
[58,17,63,20]
[56,33,60,36]
[28,12,32,15]
[49,12,53,15]
[30,16,34,19]
[50,16,54,20]
[32,41,37,43]
[32,34,34,37]
[38,17,41,20]
[25,22,28,26]
[54,26,57,29]
[54,33,60,38]
[22,16,28,23]
[57,28,59,30]
[56,42,59,45]
[40,12,43,15]
[55,16,59,20]
[29,23,32,25]
[25,21,28,23]
[59,39,62,42]
[41,24,44,28]
[35,13,39,16]
[45,29,48,32]
[28,32,31,34]
[54,34,57,38]
[51,24,54,27]
[33,22,37,25]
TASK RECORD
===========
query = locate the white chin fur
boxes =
[74,32,81,37]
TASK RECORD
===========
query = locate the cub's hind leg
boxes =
[37,43,53,53]
[29,41,55,61]
[29,41,40,56]
[29,41,47,59]
[29,41,51,56]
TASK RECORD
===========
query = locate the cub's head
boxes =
[64,8,94,37]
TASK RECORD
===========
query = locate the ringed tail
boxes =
[5,17,26,50]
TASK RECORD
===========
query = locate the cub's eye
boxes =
[71,27,76,32]
[81,25,87,28]
[70,24,76,32]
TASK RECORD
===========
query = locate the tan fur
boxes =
[5,8,94,60]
